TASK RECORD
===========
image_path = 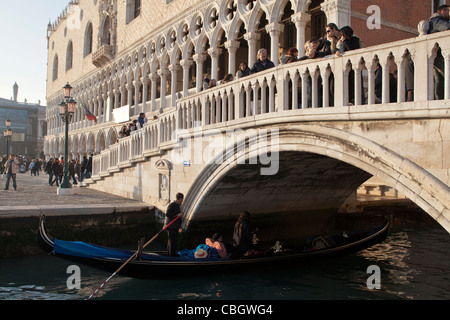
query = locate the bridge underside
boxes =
[194,151,373,221]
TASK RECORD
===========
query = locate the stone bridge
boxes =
[45,31,450,233]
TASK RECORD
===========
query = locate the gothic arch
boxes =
[182,124,450,232]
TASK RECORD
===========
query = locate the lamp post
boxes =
[3,120,12,159]
[58,83,76,195]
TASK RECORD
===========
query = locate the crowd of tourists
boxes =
[1,153,93,191]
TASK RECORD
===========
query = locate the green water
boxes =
[1,224,449,301]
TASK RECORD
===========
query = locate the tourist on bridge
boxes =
[250,48,275,74]
[427,5,450,100]
[137,112,146,129]
[165,192,184,256]
[236,62,250,79]
[335,26,360,57]
[326,23,340,55]
[285,47,299,64]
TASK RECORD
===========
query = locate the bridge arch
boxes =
[182,124,450,232]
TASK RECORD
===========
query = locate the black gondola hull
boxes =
[37,216,390,279]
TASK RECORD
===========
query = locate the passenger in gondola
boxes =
[165,192,184,256]
[205,233,228,259]
[233,211,253,256]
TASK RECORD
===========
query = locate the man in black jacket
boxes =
[428,5,450,33]
[250,48,275,74]
[308,37,332,59]
[165,192,184,256]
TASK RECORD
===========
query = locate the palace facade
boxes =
[44,0,434,159]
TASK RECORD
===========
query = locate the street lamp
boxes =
[58,83,76,195]
[3,120,12,159]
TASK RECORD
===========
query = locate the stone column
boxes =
[150,73,158,112]
[381,61,390,104]
[114,88,120,109]
[158,68,169,113]
[127,82,133,108]
[180,59,193,98]
[193,53,206,93]
[141,77,149,112]
[133,79,141,115]
[208,47,222,81]
[291,12,311,57]
[321,0,351,28]
[106,90,113,122]
[169,64,180,108]
[265,23,284,66]
[225,40,240,75]
[244,32,260,68]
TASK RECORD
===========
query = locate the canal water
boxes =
[1,223,449,301]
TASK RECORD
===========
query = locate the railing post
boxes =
[443,49,450,100]
[412,40,430,102]
[334,58,344,107]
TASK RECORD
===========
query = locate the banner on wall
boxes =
[112,105,130,124]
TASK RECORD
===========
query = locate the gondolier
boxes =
[165,192,184,256]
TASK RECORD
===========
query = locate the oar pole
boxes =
[86,214,182,300]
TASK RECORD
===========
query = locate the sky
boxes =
[0,1,68,105]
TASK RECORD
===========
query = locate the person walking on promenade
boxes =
[86,155,93,179]
[45,158,54,185]
[80,156,88,182]
[4,154,19,190]
[50,159,61,186]
[69,159,78,185]
[165,192,184,256]
[75,159,81,184]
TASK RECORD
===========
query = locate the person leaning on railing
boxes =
[427,4,450,100]
[249,48,275,74]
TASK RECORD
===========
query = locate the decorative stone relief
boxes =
[155,159,172,207]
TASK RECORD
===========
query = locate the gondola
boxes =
[37,215,390,279]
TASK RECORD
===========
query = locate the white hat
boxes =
[194,248,208,258]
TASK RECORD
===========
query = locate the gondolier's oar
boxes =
[86,214,182,300]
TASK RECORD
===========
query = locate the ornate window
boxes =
[84,22,93,57]
[52,54,59,81]
[126,0,141,24]
[66,40,73,71]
